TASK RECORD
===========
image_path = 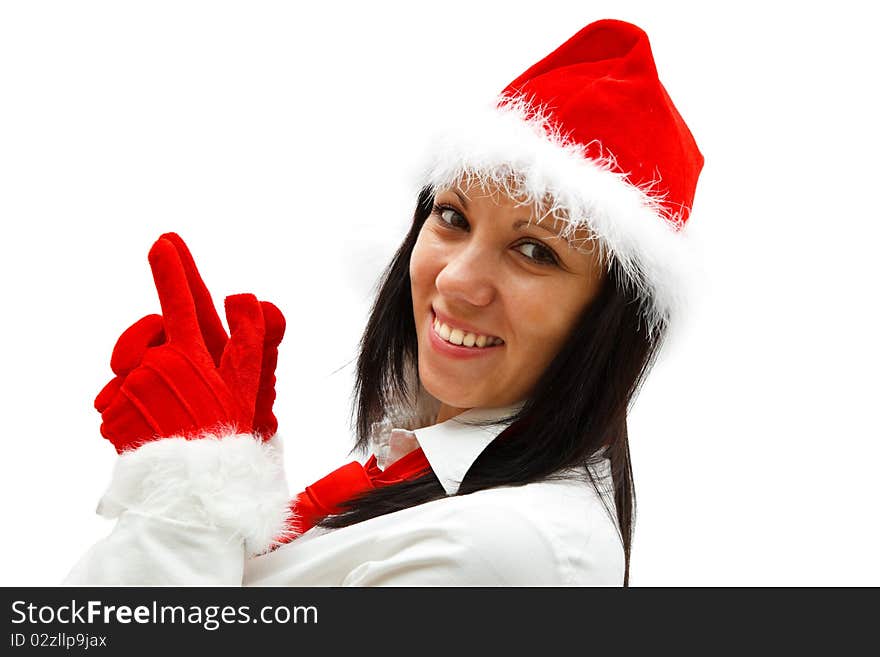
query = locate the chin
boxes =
[419,372,474,409]
[416,335,503,409]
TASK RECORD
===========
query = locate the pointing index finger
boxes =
[159,232,228,366]
[148,237,205,349]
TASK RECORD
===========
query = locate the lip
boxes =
[431,306,501,341]
[428,309,504,360]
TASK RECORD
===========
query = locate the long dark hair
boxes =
[319,186,666,586]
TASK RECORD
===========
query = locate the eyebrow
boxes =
[513,219,561,238]
[514,219,583,254]
[453,190,555,233]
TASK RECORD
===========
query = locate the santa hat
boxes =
[416,19,704,338]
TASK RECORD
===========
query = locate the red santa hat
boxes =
[416,19,704,338]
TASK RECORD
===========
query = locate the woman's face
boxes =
[410,179,607,423]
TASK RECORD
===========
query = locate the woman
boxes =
[64,18,702,586]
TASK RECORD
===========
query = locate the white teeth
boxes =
[432,315,502,348]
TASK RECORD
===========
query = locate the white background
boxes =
[1,0,877,586]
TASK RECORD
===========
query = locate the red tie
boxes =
[274,446,432,545]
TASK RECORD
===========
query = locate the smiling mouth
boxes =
[431,310,504,349]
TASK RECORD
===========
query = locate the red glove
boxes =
[159,232,285,437]
[95,233,286,453]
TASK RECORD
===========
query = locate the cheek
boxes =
[410,232,443,297]
[513,287,586,356]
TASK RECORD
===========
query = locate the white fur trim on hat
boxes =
[97,430,295,557]
[414,94,696,339]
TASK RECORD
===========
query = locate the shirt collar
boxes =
[370,401,526,496]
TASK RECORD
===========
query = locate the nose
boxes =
[434,240,497,308]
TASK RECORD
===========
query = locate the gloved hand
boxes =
[159,232,286,438]
[94,233,286,453]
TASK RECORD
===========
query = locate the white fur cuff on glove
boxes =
[97,431,293,557]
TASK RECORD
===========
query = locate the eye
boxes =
[514,241,559,267]
[432,204,468,230]
[430,203,560,267]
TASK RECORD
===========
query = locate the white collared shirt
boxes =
[371,403,527,495]
[64,406,625,586]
